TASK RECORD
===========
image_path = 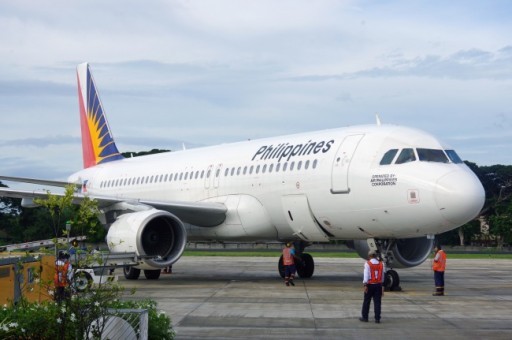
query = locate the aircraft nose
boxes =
[434,170,485,226]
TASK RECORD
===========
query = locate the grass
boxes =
[183,249,512,259]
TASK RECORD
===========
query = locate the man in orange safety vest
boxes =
[359,250,384,323]
[432,244,447,296]
[54,251,70,303]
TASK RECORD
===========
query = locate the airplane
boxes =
[0,63,485,290]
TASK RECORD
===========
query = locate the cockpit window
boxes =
[445,150,463,164]
[395,148,416,164]
[417,148,449,163]
[380,149,399,165]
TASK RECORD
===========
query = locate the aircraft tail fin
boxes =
[76,63,124,168]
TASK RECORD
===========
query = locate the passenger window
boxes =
[262,164,267,173]
[445,150,463,164]
[313,159,318,169]
[305,160,310,170]
[283,162,288,171]
[249,165,254,174]
[380,149,398,165]
[395,148,416,164]
[297,161,302,170]
[256,165,260,174]
[290,162,295,171]
[276,163,281,172]
[237,167,241,175]
[215,168,220,177]
[224,168,229,176]
[417,148,449,163]
[184,172,188,180]
[269,164,274,173]
[243,166,248,175]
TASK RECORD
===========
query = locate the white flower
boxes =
[94,301,100,307]
[9,322,18,328]
[61,306,66,313]
[56,318,62,324]
[2,325,8,332]
[22,328,26,333]
[48,290,54,296]
[34,255,39,260]
[70,313,76,322]
[35,278,40,284]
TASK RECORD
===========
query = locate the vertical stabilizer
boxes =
[76,63,124,168]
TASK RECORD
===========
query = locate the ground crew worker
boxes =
[432,244,447,296]
[54,251,70,302]
[360,250,384,323]
[282,242,299,286]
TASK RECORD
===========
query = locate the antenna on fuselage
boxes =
[375,113,382,126]
[182,142,186,151]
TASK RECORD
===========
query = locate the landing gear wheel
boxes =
[74,271,93,292]
[123,266,141,280]
[297,253,314,278]
[144,269,161,280]
[384,269,400,291]
[278,255,285,278]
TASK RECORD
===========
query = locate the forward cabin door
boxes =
[330,134,364,194]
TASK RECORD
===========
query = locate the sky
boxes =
[1,0,511,183]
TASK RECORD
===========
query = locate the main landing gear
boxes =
[278,241,315,279]
[123,266,161,280]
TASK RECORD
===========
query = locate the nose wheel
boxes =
[384,269,401,291]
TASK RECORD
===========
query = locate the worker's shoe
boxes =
[432,293,444,296]
[375,319,380,323]
[359,317,368,322]
[289,280,295,286]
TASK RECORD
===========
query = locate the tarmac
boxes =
[119,256,512,340]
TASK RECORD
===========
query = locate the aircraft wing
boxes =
[0,175,80,189]
[0,187,227,228]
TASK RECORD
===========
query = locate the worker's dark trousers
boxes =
[434,270,445,295]
[361,283,382,321]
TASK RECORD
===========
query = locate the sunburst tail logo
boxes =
[77,63,124,168]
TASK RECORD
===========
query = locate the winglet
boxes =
[76,63,124,168]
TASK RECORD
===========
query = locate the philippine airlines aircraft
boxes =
[0,63,485,289]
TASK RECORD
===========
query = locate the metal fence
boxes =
[89,308,148,340]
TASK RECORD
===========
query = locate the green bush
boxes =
[0,297,174,339]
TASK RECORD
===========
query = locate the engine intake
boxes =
[106,209,187,268]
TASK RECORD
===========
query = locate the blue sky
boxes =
[1,0,511,181]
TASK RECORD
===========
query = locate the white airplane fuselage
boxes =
[69,123,485,243]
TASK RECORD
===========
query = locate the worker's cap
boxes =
[368,250,377,257]
[286,242,292,247]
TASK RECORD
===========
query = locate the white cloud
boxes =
[0,0,511,180]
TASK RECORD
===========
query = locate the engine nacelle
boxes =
[351,237,434,269]
[106,209,187,269]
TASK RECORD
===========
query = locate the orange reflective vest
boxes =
[54,260,69,287]
[283,248,294,266]
[367,260,383,284]
[432,250,446,272]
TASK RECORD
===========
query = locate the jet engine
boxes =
[351,237,434,268]
[106,209,187,269]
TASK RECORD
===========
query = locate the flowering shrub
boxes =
[0,297,175,339]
